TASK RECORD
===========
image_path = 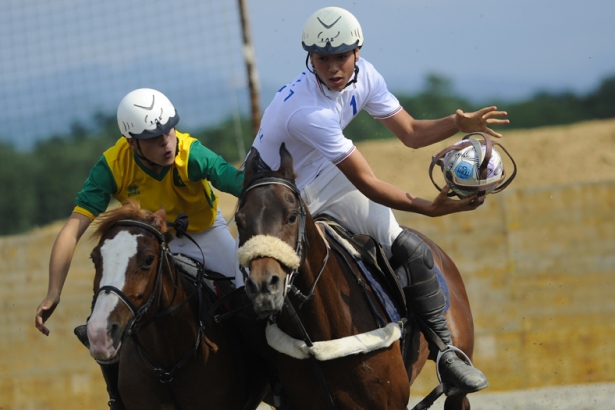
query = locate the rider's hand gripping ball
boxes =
[429,132,517,199]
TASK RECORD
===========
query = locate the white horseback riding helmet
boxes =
[302,7,363,54]
[117,88,180,139]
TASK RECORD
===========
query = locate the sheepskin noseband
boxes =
[237,235,301,269]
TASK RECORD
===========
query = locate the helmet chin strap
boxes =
[305,49,360,91]
[135,137,180,169]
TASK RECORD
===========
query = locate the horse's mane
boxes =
[91,199,169,241]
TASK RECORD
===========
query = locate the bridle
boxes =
[94,220,173,331]
[238,176,329,306]
[91,219,206,408]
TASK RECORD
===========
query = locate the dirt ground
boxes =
[405,382,615,410]
[254,382,615,410]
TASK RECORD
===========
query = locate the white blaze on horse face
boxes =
[99,230,141,288]
[87,231,140,357]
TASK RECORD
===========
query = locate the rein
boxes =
[91,218,207,410]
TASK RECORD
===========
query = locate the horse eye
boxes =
[142,255,155,268]
[287,212,298,224]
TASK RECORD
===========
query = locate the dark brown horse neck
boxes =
[282,207,384,343]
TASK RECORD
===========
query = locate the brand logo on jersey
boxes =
[127,184,140,197]
[173,168,186,187]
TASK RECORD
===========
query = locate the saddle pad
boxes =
[319,223,402,323]
[317,221,451,318]
[436,266,450,314]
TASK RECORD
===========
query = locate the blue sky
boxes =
[2,0,614,148]
[249,0,615,103]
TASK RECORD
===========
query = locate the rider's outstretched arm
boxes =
[35,212,92,336]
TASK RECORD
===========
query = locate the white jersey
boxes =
[253,57,402,190]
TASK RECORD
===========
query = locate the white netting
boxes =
[1,0,249,149]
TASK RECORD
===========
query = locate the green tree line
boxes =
[344,73,615,141]
[1,74,613,236]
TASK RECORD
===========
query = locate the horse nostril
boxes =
[267,275,281,292]
[107,322,121,347]
[245,278,259,299]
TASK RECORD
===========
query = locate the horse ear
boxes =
[278,143,296,182]
[243,147,259,187]
[152,207,168,233]
[244,146,275,187]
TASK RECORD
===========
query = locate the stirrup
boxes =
[435,345,473,390]
[435,345,474,381]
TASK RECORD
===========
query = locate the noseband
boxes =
[239,177,329,305]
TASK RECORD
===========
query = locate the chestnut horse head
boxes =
[87,200,174,362]
[85,200,271,409]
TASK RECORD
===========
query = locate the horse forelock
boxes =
[91,199,170,242]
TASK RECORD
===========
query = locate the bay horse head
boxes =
[235,144,308,316]
[86,200,174,363]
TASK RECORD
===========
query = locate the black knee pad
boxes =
[391,229,445,316]
[391,229,434,283]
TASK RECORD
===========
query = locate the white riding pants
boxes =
[300,163,403,258]
[169,208,243,287]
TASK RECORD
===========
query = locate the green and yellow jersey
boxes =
[74,131,243,232]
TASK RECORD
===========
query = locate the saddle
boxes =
[313,215,420,368]
[172,253,235,299]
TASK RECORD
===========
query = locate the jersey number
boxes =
[279,85,295,102]
[350,95,357,116]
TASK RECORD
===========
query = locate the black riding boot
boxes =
[390,229,488,395]
[74,325,126,409]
